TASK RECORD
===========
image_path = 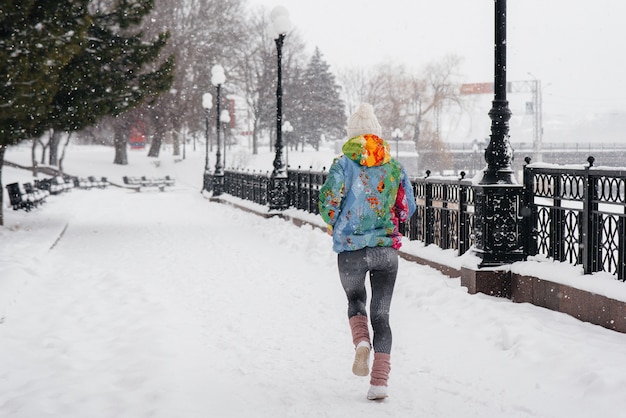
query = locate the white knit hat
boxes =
[347,103,382,138]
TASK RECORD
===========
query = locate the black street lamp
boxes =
[202,92,213,191]
[220,109,231,170]
[211,64,226,196]
[268,6,293,211]
[472,0,524,267]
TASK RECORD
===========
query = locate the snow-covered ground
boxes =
[2,142,626,417]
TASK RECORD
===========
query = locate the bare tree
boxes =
[336,66,371,117]
[64,1,311,163]
[228,6,275,155]
[141,0,249,158]
[336,55,464,172]
[422,54,464,142]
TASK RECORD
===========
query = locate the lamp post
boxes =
[202,92,213,192]
[220,109,231,170]
[471,0,524,267]
[282,120,293,168]
[392,128,403,160]
[211,64,226,196]
[268,6,293,211]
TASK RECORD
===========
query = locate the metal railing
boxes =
[522,157,626,281]
[207,158,626,281]
[407,171,475,256]
[287,167,327,214]
[222,169,271,206]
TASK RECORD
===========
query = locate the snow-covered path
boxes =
[2,185,626,417]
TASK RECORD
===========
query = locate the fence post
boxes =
[425,174,434,246]
[581,156,598,274]
[286,170,295,208]
[441,183,450,249]
[307,167,314,213]
[617,207,626,281]
[522,157,538,257]
[458,173,469,256]
[407,181,420,241]
[590,163,603,273]
[294,167,301,210]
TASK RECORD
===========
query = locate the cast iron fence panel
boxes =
[593,174,626,280]
[462,185,475,256]
[409,180,428,243]
[408,171,474,256]
[287,167,328,214]
[523,160,626,281]
[223,169,270,206]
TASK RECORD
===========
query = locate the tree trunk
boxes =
[48,130,62,166]
[0,145,5,226]
[30,140,38,177]
[147,134,161,157]
[58,132,72,174]
[172,123,181,157]
[35,137,48,166]
[113,127,128,165]
[147,115,164,158]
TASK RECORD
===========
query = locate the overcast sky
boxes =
[247,0,626,119]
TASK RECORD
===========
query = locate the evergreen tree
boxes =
[296,48,345,150]
[51,1,172,133]
[0,0,90,145]
[48,0,174,165]
[0,0,90,225]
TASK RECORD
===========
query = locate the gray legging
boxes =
[337,246,398,354]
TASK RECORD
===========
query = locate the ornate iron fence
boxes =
[287,167,328,214]
[211,159,626,281]
[523,157,626,281]
[207,170,271,206]
[406,171,475,256]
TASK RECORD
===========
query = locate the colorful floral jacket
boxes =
[318,134,417,253]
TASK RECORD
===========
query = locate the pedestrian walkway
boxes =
[1,187,626,417]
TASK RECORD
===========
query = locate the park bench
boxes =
[72,176,93,189]
[34,178,64,195]
[23,182,50,202]
[163,176,175,186]
[89,176,109,188]
[71,176,109,189]
[5,182,48,211]
[53,176,74,192]
[123,175,175,191]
